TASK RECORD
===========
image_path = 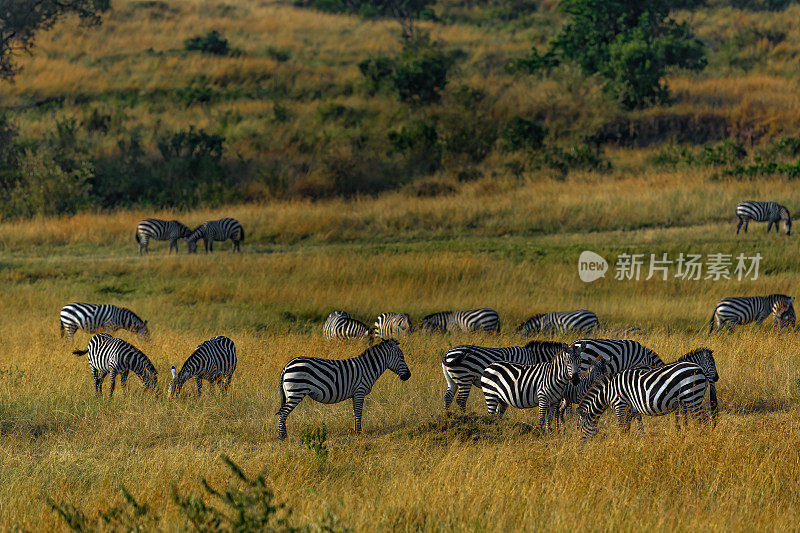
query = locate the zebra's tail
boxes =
[275,369,286,415]
[60,320,65,338]
[239,226,245,242]
[135,230,140,244]
[708,309,717,334]
[73,349,89,356]
[709,383,718,425]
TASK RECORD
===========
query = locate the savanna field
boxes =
[3,0,800,531]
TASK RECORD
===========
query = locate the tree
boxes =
[0,0,107,80]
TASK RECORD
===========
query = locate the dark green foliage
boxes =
[439,87,499,165]
[266,46,291,62]
[301,424,329,462]
[184,30,230,56]
[723,160,800,179]
[652,139,748,167]
[728,0,798,10]
[48,484,159,532]
[388,121,442,173]
[534,143,610,177]
[358,56,396,94]
[501,117,547,151]
[506,47,559,74]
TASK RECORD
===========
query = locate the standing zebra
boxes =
[168,336,237,398]
[73,333,158,397]
[60,303,149,340]
[442,341,567,411]
[135,219,192,255]
[567,339,664,379]
[516,310,599,336]
[186,218,245,253]
[577,361,711,438]
[709,295,795,333]
[673,348,719,426]
[736,201,792,235]
[323,311,371,341]
[372,312,412,340]
[275,339,411,438]
[421,308,500,333]
[480,348,581,431]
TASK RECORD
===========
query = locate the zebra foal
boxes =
[276,339,411,438]
[186,218,245,253]
[736,201,792,235]
[709,295,795,332]
[60,302,149,340]
[73,333,158,397]
[421,308,500,333]
[168,336,237,397]
[136,219,192,255]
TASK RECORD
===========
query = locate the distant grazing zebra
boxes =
[674,348,719,426]
[421,308,500,333]
[323,311,371,341]
[480,348,581,431]
[372,312,412,340]
[186,218,245,253]
[135,219,192,255]
[517,310,598,336]
[736,201,792,235]
[442,341,567,411]
[709,295,795,333]
[275,339,411,438]
[73,333,158,397]
[168,336,237,397]
[60,303,149,340]
[577,361,710,438]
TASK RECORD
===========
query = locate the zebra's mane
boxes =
[423,311,451,320]
[522,313,546,322]
[524,340,568,351]
[676,347,712,362]
[358,339,399,358]
[121,307,146,325]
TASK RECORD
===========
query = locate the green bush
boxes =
[501,117,547,151]
[185,30,230,56]
[388,121,442,173]
[439,87,499,166]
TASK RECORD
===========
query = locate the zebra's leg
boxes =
[208,380,216,395]
[496,402,508,418]
[93,369,102,396]
[169,239,177,253]
[108,371,117,398]
[208,240,213,253]
[443,367,457,410]
[221,374,233,395]
[484,391,500,415]
[536,398,549,433]
[197,377,203,396]
[736,217,743,234]
[455,384,471,412]
[352,394,365,434]
[120,370,129,392]
[276,393,305,439]
[204,239,210,253]
[767,220,773,233]
[614,401,632,433]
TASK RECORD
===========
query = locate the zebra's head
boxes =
[382,339,411,381]
[566,342,586,385]
[576,375,608,438]
[680,348,718,383]
[420,312,448,333]
[140,363,158,393]
[775,298,796,329]
[516,314,543,336]
[133,320,149,341]
[167,366,184,398]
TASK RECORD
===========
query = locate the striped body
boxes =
[480,348,580,431]
[517,310,599,336]
[73,333,158,397]
[372,312,412,340]
[323,311,371,341]
[442,341,567,411]
[168,336,237,397]
[60,302,149,340]
[135,219,192,255]
[674,348,720,425]
[421,308,500,333]
[568,339,664,378]
[577,361,710,437]
[186,217,245,253]
[275,339,411,438]
[736,201,791,235]
[709,295,795,332]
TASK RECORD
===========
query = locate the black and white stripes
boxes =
[736,201,792,235]
[60,303,149,340]
[168,336,237,397]
[73,333,158,397]
[136,219,192,255]
[421,308,500,333]
[372,312,412,340]
[516,310,599,336]
[709,294,795,332]
[275,339,411,438]
[323,311,371,341]
[186,218,245,253]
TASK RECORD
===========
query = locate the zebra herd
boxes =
[136,217,244,255]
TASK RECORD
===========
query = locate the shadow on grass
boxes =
[0,419,73,439]
[725,399,797,415]
[392,412,541,444]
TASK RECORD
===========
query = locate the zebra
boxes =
[480,347,581,432]
[135,218,192,255]
[421,308,500,333]
[708,295,795,333]
[275,339,411,438]
[516,310,598,336]
[168,336,237,398]
[558,359,611,424]
[673,347,719,426]
[323,311,371,341]
[567,339,664,378]
[736,201,792,235]
[372,312,412,340]
[442,341,567,411]
[60,302,149,340]
[186,218,245,253]
[72,333,158,397]
[577,361,711,438]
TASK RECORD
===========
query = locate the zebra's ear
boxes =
[171,366,177,378]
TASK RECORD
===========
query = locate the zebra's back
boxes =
[181,336,237,377]
[518,310,598,335]
[570,338,663,376]
[323,311,370,340]
[373,312,411,339]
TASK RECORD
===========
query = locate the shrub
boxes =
[388,121,441,173]
[439,87,499,166]
[501,117,547,151]
[534,142,610,177]
[184,30,230,56]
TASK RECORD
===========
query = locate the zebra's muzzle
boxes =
[400,372,411,381]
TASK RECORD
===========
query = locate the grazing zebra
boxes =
[168,336,237,398]
[736,201,792,235]
[480,348,581,431]
[323,311,371,341]
[60,302,149,340]
[421,308,500,333]
[275,339,411,438]
[517,310,599,336]
[73,333,158,397]
[135,219,192,255]
[673,347,719,426]
[442,341,567,411]
[567,339,664,378]
[577,361,710,438]
[186,218,245,253]
[558,359,611,424]
[709,295,795,333]
[372,312,412,340]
